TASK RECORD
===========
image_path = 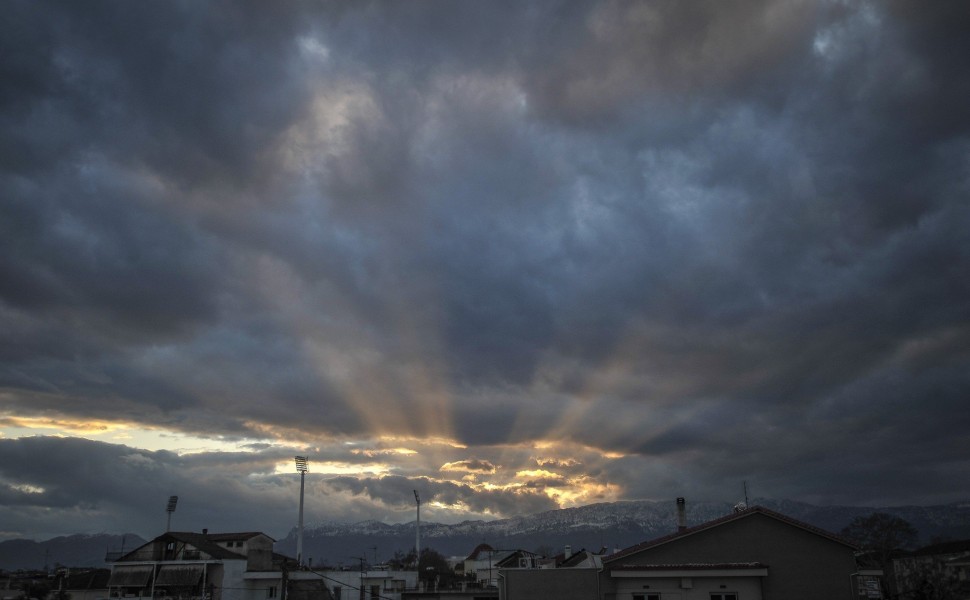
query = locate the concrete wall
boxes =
[499,568,599,600]
[603,513,856,600]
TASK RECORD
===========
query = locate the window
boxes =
[267,586,277,599]
[332,587,341,600]
[370,584,380,599]
[711,594,737,600]
[633,595,660,600]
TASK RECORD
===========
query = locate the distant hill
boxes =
[276,498,970,567]
[3,499,968,571]
[0,534,146,571]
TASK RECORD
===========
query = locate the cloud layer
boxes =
[2,0,969,542]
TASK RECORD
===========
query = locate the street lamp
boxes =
[295,456,309,567]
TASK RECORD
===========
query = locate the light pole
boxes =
[295,456,308,567]
[166,496,178,532]
[413,490,421,566]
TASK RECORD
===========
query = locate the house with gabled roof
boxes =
[599,505,866,600]
[499,504,877,600]
[464,543,518,587]
[107,530,330,600]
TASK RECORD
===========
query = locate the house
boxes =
[494,551,541,571]
[497,545,603,600]
[499,505,873,600]
[556,548,606,570]
[892,539,970,599]
[463,544,518,587]
[599,506,865,600]
[314,567,417,600]
[107,530,329,600]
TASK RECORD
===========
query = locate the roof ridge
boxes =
[603,506,856,563]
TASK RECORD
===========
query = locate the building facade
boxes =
[600,507,862,600]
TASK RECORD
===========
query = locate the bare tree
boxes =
[841,513,918,597]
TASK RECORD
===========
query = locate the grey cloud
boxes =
[1,0,969,540]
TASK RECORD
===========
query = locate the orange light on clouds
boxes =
[542,479,622,506]
[272,459,392,476]
[350,447,417,457]
[514,468,561,480]
[0,414,135,436]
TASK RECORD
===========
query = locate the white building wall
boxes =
[216,560,251,600]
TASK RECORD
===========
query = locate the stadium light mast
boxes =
[166,495,178,532]
[295,456,309,567]
[413,490,420,564]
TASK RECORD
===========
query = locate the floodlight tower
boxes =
[166,496,178,532]
[413,490,420,563]
[295,456,309,567]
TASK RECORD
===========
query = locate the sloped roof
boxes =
[205,532,274,543]
[603,506,857,564]
[117,531,267,562]
[465,543,495,561]
[559,549,590,568]
[165,532,247,559]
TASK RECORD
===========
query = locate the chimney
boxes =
[202,528,208,536]
[676,497,687,532]
[564,545,572,559]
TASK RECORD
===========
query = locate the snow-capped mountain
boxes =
[278,498,970,567]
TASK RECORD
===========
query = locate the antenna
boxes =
[295,456,309,567]
[166,496,178,532]
[734,481,750,513]
[413,490,421,564]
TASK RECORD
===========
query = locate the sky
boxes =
[1,0,969,543]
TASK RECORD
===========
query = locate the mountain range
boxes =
[3,499,968,571]
[0,533,147,571]
[277,498,970,567]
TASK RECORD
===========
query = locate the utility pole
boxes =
[351,556,366,600]
[280,560,288,600]
[413,490,421,564]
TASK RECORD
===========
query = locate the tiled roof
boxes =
[166,532,248,559]
[205,532,273,542]
[560,550,591,568]
[603,506,857,563]
[464,543,495,561]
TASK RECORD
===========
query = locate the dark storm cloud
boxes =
[2,0,969,540]
[0,436,362,539]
